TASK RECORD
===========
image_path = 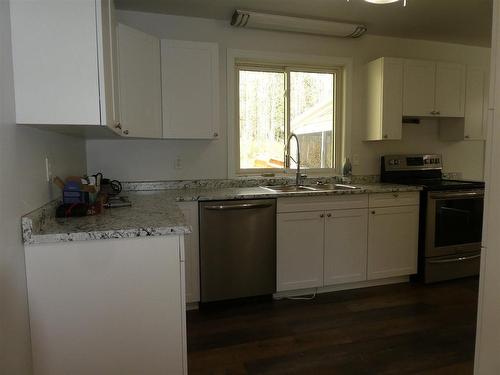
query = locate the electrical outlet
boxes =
[352,154,360,166]
[174,157,182,170]
[45,156,53,182]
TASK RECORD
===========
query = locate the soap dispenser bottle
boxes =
[343,158,353,177]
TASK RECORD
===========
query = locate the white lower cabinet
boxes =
[25,236,187,375]
[324,209,368,285]
[367,205,419,280]
[276,193,419,293]
[277,211,325,291]
[178,201,200,303]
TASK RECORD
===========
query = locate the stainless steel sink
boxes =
[262,184,360,193]
[262,185,317,193]
[311,183,361,191]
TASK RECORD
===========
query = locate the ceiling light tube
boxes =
[231,10,367,38]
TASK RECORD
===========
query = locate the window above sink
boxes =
[227,50,353,178]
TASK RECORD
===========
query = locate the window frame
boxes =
[228,50,351,177]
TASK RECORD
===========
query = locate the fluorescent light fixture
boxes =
[365,0,399,3]
[231,10,367,38]
[364,0,407,5]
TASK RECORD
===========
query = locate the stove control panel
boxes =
[383,154,442,171]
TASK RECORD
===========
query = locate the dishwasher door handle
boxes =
[204,202,274,211]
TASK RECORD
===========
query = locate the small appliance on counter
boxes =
[381,154,484,283]
[54,173,126,218]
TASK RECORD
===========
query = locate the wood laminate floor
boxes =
[187,278,479,375]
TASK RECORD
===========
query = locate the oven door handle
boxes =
[430,191,484,199]
[427,254,481,264]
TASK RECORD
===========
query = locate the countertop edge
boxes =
[22,184,422,246]
[24,225,192,246]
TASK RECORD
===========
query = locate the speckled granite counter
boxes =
[22,191,190,245]
[22,182,422,245]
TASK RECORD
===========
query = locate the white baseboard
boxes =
[273,276,410,299]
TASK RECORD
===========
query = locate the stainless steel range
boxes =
[381,154,485,283]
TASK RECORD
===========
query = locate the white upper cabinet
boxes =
[403,59,465,118]
[161,40,220,139]
[403,60,437,117]
[440,67,487,141]
[365,57,404,141]
[117,24,162,138]
[464,68,487,139]
[435,62,466,117]
[10,0,118,128]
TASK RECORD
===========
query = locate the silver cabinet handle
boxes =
[383,134,388,139]
[320,214,325,218]
[213,132,219,138]
[428,254,480,264]
[327,213,332,218]
[435,111,441,115]
[204,203,273,211]
[465,135,470,139]
[371,210,376,215]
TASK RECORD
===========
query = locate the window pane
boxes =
[290,71,335,169]
[239,70,285,169]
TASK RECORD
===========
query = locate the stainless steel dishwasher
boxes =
[199,199,276,303]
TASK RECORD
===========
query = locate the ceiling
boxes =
[115,0,493,47]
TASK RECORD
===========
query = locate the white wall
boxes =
[0,2,87,374]
[86,11,490,181]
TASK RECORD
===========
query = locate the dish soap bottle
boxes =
[343,158,352,177]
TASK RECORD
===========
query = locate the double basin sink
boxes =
[262,183,360,194]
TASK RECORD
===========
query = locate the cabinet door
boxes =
[277,212,324,291]
[435,62,466,117]
[381,58,404,140]
[403,59,436,117]
[117,24,162,138]
[10,0,101,125]
[324,209,368,286]
[464,67,486,140]
[96,0,120,131]
[161,40,219,139]
[367,205,419,280]
[178,202,200,304]
[25,237,186,375]
[364,57,403,141]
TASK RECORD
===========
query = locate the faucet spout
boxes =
[286,133,301,187]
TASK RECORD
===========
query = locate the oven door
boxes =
[425,190,484,258]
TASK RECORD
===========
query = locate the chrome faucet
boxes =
[285,133,302,187]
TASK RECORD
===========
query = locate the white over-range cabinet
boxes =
[275,192,420,292]
[403,60,466,118]
[25,236,187,375]
[365,57,487,141]
[9,0,220,140]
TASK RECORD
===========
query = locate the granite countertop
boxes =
[22,182,422,245]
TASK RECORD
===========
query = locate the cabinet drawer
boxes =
[277,194,368,213]
[369,192,419,208]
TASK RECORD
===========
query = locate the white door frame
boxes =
[474,0,500,373]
